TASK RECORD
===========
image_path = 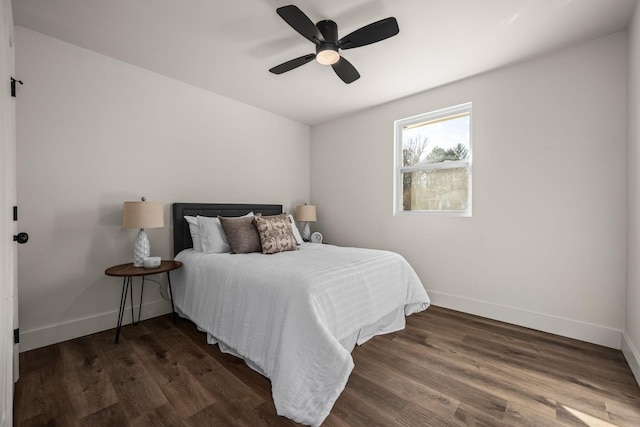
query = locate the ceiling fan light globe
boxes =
[316,49,340,65]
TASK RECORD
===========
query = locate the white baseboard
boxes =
[622,332,640,387]
[429,290,622,349]
[19,299,172,352]
[20,291,624,353]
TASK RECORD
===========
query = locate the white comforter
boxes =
[173,243,430,426]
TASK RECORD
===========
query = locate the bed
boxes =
[171,203,430,426]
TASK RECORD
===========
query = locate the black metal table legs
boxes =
[115,276,145,343]
[167,271,177,324]
[115,272,177,343]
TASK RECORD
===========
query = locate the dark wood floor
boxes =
[13,306,640,426]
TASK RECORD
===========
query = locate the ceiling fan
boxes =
[269,5,400,84]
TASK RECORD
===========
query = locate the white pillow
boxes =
[198,212,254,254]
[197,216,230,253]
[288,214,304,245]
[184,216,203,251]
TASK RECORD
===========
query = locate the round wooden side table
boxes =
[105,260,182,343]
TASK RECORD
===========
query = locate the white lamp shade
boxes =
[122,201,164,229]
[295,204,317,222]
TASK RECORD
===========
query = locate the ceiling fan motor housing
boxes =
[316,19,338,43]
[315,20,340,65]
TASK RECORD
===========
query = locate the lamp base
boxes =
[133,229,150,267]
[301,222,311,242]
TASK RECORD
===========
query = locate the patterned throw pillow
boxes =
[254,214,299,254]
[219,214,262,254]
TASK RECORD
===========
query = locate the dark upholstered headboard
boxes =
[172,203,283,256]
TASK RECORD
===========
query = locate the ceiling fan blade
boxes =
[269,54,316,74]
[276,5,324,45]
[332,56,360,84]
[338,17,399,50]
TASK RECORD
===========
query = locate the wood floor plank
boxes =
[13,306,640,426]
[129,402,185,427]
[461,332,639,401]
[58,335,120,418]
[15,345,80,426]
[142,316,278,425]
[99,335,169,420]
[319,411,353,427]
[351,349,460,418]
[347,371,457,427]
[183,399,291,427]
[455,333,628,419]
[177,316,275,398]
[78,402,130,426]
[502,401,559,427]
[363,336,510,422]
[605,399,640,426]
[131,333,216,418]
[390,327,578,422]
[556,402,619,427]
[152,316,267,408]
[452,402,511,427]
[251,400,299,427]
[331,385,400,427]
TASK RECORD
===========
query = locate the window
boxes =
[394,103,472,216]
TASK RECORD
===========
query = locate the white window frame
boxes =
[394,102,472,216]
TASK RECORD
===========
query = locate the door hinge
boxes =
[13,329,19,344]
[10,77,23,97]
[13,206,17,221]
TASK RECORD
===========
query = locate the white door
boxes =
[0,0,16,425]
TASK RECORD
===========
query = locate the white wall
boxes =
[311,33,627,348]
[15,27,310,351]
[625,2,640,381]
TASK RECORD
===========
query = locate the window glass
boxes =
[395,103,472,215]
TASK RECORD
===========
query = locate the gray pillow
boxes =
[219,214,262,254]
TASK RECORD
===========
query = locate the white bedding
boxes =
[173,243,430,426]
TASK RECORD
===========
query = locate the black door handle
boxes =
[13,232,28,244]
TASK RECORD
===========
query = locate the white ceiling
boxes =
[12,0,637,126]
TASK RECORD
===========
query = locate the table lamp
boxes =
[122,197,164,267]
[295,203,316,241]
